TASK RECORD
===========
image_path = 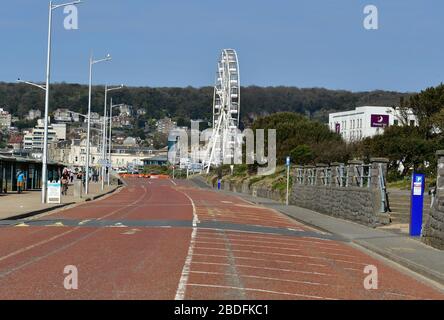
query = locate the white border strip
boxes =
[174,189,200,300]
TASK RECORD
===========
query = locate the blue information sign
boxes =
[410,173,425,237]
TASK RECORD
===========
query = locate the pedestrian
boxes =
[70,170,74,183]
[17,170,25,194]
[61,168,70,196]
[81,171,86,188]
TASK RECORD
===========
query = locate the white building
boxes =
[329,106,418,143]
[53,108,73,123]
[156,117,177,135]
[23,120,66,150]
[0,108,12,128]
[68,139,101,168]
[67,139,153,169]
[119,104,133,117]
[26,109,42,121]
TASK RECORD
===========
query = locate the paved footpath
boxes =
[0,177,442,300]
[0,182,118,220]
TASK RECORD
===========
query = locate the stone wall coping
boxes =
[348,160,364,165]
[315,163,329,168]
[436,150,444,156]
[370,157,389,163]
[330,162,343,166]
[293,184,373,192]
[303,165,316,169]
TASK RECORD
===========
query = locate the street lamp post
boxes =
[38,0,83,203]
[85,53,112,195]
[107,100,125,186]
[18,2,81,203]
[101,85,123,190]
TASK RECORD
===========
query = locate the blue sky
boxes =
[1,0,443,92]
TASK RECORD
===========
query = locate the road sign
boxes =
[286,156,291,167]
[47,180,61,204]
[410,173,425,237]
[98,159,111,168]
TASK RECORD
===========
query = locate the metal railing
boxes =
[294,163,374,189]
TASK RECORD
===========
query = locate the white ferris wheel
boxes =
[203,49,241,173]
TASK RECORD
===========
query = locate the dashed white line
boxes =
[193,246,369,266]
[194,236,349,252]
[191,261,330,276]
[192,253,328,267]
[185,283,337,300]
[189,270,329,287]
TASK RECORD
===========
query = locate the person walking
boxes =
[17,170,25,194]
[61,168,70,196]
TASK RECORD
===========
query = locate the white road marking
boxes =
[192,253,327,267]
[170,180,177,186]
[175,227,196,300]
[185,283,337,300]
[110,222,127,228]
[191,261,330,276]
[79,219,91,225]
[0,228,77,263]
[15,223,29,228]
[46,222,65,227]
[193,246,368,266]
[175,190,200,300]
[194,236,349,252]
[194,240,357,258]
[196,230,339,246]
[189,270,329,286]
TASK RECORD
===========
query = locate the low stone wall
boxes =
[291,184,384,227]
[220,180,283,202]
[422,151,444,249]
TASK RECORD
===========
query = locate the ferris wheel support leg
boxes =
[206,113,224,174]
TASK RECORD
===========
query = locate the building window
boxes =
[410,120,415,126]
[394,120,399,126]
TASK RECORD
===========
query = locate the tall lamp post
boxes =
[101,85,123,190]
[31,0,83,203]
[107,100,125,186]
[85,53,112,195]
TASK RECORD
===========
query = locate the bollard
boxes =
[74,180,83,198]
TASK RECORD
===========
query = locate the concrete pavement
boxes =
[0,181,120,220]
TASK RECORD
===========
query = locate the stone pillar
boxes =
[370,157,390,224]
[422,151,444,249]
[348,160,364,187]
[370,158,389,190]
[316,164,328,186]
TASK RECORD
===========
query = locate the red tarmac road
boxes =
[0,177,442,300]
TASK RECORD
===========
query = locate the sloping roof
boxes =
[8,135,23,144]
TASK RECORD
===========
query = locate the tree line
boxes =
[250,84,444,182]
[0,82,410,125]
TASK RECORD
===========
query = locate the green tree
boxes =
[290,145,314,165]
